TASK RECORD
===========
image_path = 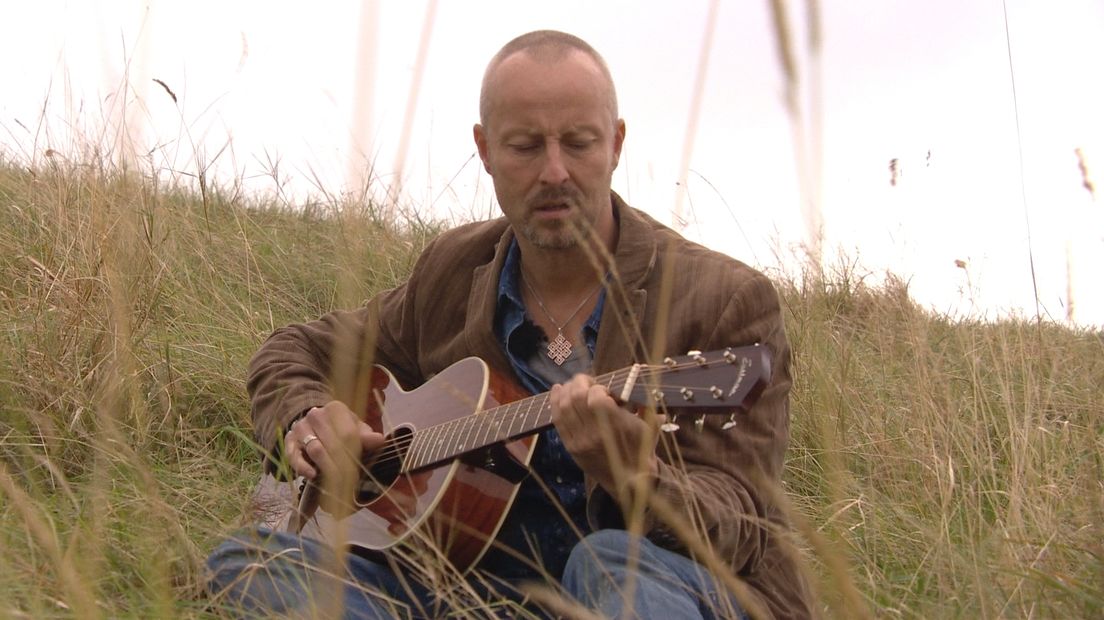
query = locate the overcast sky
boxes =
[2,1,1101,326]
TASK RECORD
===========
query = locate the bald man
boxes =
[208,30,814,620]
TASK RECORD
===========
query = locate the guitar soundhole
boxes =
[356,427,411,502]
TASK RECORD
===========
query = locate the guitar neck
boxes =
[401,368,626,472]
[396,345,768,474]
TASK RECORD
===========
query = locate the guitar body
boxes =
[255,357,535,574]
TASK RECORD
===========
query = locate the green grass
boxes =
[0,156,1100,618]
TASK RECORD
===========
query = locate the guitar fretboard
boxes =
[402,368,629,472]
[389,345,766,474]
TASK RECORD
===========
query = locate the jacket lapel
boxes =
[464,226,516,378]
[593,193,657,374]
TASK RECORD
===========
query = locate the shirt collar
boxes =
[497,237,526,313]
[496,238,606,331]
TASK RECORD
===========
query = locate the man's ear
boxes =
[611,119,626,170]
[473,124,492,174]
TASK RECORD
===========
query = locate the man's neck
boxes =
[517,217,617,297]
[520,247,599,292]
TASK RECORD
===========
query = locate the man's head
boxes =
[474,30,625,252]
[479,30,619,128]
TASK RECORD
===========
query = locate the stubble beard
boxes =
[521,218,586,250]
[520,187,592,250]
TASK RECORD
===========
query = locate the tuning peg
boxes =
[651,389,666,405]
[709,386,723,400]
[661,414,680,433]
[679,387,694,402]
[694,414,706,432]
[721,413,737,430]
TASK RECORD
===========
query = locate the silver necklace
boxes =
[521,273,602,365]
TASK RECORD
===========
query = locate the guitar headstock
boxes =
[621,344,772,432]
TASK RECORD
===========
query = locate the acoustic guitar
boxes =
[253,344,771,573]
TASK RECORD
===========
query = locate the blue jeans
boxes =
[206,528,746,619]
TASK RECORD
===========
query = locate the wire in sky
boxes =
[1001,0,1042,323]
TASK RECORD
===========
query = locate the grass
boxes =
[0,154,1101,618]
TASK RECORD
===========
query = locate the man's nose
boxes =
[539,143,569,185]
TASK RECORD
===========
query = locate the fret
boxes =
[410,422,431,470]
[444,416,465,460]
[415,422,439,469]
[476,412,495,452]
[520,395,542,433]
[485,406,506,444]
[428,419,450,465]
[504,401,523,437]
[536,397,551,427]
[454,408,476,452]
[496,406,511,441]
[470,410,489,448]
[405,430,424,472]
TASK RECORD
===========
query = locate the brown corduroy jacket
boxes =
[247,193,816,619]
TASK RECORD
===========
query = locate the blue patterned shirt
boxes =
[475,239,605,582]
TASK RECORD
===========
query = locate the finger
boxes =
[552,377,587,430]
[360,424,387,453]
[287,408,324,474]
[563,375,594,416]
[551,382,585,441]
[286,422,319,479]
[305,422,346,478]
[300,405,359,478]
[585,383,617,413]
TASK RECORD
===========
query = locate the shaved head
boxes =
[479,30,619,128]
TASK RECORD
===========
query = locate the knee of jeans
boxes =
[206,529,317,592]
[581,529,641,558]
[205,529,327,615]
[564,529,639,582]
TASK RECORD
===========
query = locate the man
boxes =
[208,30,814,619]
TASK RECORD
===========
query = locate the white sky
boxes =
[2,1,1102,327]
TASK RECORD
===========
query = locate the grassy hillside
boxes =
[0,158,1100,618]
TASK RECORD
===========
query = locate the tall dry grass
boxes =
[1,154,1101,618]
[0,154,432,617]
[781,263,1103,618]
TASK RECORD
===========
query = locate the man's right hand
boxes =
[284,400,387,482]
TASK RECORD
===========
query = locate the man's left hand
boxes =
[550,374,661,496]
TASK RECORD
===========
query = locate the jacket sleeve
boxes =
[246,281,422,474]
[587,271,793,575]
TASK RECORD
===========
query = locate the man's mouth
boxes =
[529,204,570,222]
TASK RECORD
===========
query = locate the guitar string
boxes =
[361,374,744,471]
[360,390,740,475]
[354,359,754,471]
[359,365,632,470]
[362,407,741,478]
[370,360,647,467]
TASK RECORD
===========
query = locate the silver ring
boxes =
[300,434,320,448]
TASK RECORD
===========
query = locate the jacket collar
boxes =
[607,191,658,292]
[595,192,657,371]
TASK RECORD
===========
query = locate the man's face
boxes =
[474,50,625,250]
